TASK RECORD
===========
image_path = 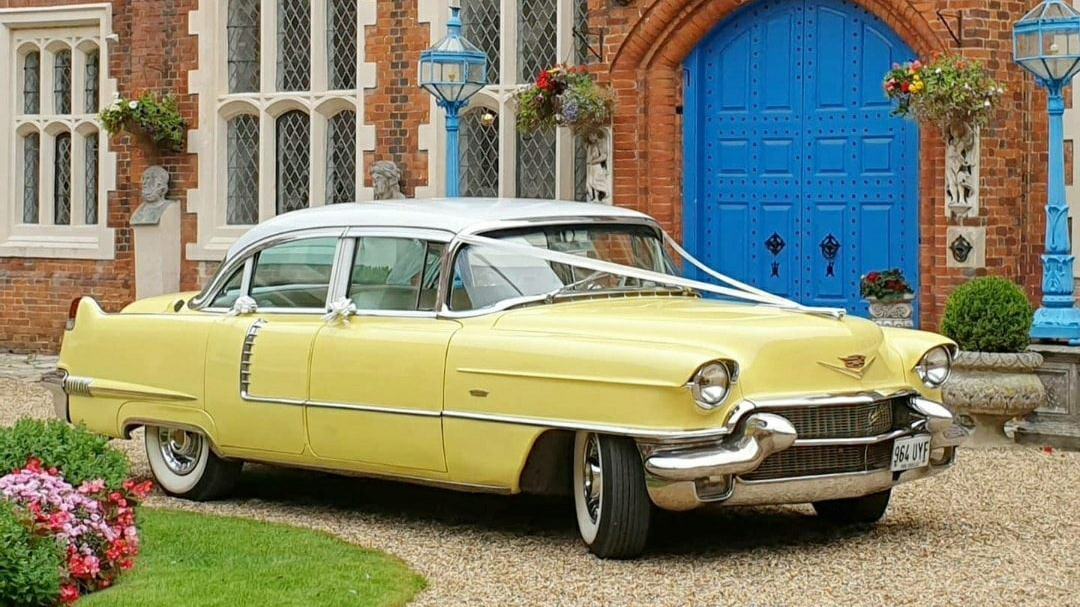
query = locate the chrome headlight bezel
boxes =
[915,345,953,388]
[688,360,738,410]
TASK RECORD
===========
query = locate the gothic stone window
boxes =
[2,7,115,260]
[191,0,368,261]
[456,0,589,201]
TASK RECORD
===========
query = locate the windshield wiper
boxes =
[542,271,614,303]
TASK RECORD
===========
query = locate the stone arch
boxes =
[606,0,948,320]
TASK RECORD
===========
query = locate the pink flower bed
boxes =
[0,458,152,604]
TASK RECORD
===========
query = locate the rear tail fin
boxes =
[66,297,106,331]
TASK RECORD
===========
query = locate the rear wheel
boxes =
[145,426,241,501]
[812,489,892,524]
[573,432,651,559]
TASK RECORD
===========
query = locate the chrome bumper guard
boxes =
[642,395,971,511]
[41,369,70,423]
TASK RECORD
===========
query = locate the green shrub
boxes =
[0,500,63,607]
[0,419,129,489]
[941,277,1034,353]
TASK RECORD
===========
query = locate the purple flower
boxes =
[562,98,580,122]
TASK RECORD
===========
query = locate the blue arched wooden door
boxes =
[683,0,919,317]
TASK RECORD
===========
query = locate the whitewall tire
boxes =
[145,426,241,501]
[573,432,651,559]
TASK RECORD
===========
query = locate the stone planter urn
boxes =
[866,294,914,328]
[942,351,1046,446]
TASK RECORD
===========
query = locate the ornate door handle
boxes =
[765,232,785,277]
[819,234,840,277]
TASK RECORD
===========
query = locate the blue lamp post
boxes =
[1015,0,1080,343]
[419,5,488,197]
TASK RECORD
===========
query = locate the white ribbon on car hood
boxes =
[456,233,846,319]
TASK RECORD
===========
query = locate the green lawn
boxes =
[79,509,425,607]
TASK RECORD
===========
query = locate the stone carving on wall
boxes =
[585,128,612,205]
[945,124,980,218]
[372,160,406,200]
[132,166,174,226]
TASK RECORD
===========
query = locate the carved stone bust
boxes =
[132,166,175,226]
[372,160,406,200]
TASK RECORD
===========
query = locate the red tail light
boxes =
[66,297,83,331]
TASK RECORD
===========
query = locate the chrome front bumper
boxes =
[641,395,970,511]
[41,369,70,423]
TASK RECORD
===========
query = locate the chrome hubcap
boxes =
[581,434,603,523]
[158,428,202,476]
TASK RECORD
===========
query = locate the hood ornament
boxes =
[819,354,875,379]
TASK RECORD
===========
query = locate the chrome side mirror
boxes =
[227,296,258,317]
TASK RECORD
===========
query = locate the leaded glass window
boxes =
[228,0,261,93]
[326,111,356,204]
[516,129,555,199]
[462,0,500,84]
[277,0,311,92]
[85,51,100,113]
[54,50,72,114]
[22,134,40,224]
[276,110,310,214]
[328,0,357,90]
[227,115,260,224]
[574,137,588,202]
[85,134,99,224]
[24,52,40,114]
[54,133,72,225]
[460,109,499,197]
[574,0,590,65]
[517,0,557,83]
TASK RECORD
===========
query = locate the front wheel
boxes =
[812,489,892,525]
[145,426,241,501]
[573,432,651,559]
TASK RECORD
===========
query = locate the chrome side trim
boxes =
[441,409,732,440]
[305,399,442,417]
[455,367,683,388]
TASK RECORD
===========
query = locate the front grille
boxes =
[766,399,896,440]
[742,442,893,481]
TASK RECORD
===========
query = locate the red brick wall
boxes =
[363,0,431,196]
[0,0,198,353]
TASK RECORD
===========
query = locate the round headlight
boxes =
[915,346,952,388]
[690,362,732,409]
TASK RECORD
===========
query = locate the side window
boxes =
[349,238,444,311]
[250,237,338,309]
[210,264,246,308]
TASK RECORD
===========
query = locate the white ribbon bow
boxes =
[323,297,357,324]
[226,296,258,317]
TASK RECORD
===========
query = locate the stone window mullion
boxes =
[70,130,86,226]
[260,0,278,96]
[310,0,328,94]
[309,110,328,208]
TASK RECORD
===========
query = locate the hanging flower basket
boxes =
[100,92,186,153]
[883,54,1004,130]
[516,65,614,142]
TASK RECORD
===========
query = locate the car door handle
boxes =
[323,297,357,325]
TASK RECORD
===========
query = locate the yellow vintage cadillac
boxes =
[46,199,968,558]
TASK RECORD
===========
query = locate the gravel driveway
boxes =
[3,378,1078,606]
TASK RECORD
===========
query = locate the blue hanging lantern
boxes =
[1014,0,1080,343]
[419,5,489,197]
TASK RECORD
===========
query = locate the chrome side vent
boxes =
[240,319,266,394]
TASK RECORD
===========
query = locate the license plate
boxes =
[890,434,931,472]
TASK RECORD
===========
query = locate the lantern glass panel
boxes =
[1048,56,1080,80]
[469,62,485,83]
[1017,30,1040,59]
[445,62,462,83]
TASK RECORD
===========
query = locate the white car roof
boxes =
[227,198,654,258]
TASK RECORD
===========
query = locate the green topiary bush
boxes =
[940,276,1034,353]
[0,419,129,489]
[0,500,63,607]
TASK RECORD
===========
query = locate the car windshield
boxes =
[449,224,680,311]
